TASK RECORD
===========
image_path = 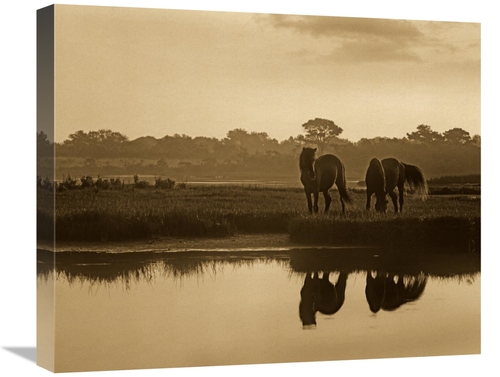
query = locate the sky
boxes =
[44,4,480,143]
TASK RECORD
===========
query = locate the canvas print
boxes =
[36,4,480,373]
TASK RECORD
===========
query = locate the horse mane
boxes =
[299,147,316,172]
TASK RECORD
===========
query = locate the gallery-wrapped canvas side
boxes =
[36,4,56,373]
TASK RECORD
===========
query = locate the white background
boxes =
[1,1,497,376]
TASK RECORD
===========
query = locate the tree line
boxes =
[37,119,480,180]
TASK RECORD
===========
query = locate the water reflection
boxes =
[297,270,430,327]
[37,247,479,323]
[299,271,348,328]
[37,247,480,284]
[37,247,480,371]
[365,271,427,313]
[37,249,292,287]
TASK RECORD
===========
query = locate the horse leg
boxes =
[299,273,317,326]
[366,190,372,210]
[304,190,313,213]
[398,184,404,212]
[313,191,319,213]
[323,190,332,213]
[388,190,398,213]
[337,186,345,215]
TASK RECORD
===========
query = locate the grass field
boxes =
[37,184,480,252]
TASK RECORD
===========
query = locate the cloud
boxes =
[267,14,424,42]
[259,14,437,64]
[334,40,422,63]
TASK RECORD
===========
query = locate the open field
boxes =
[37,182,480,253]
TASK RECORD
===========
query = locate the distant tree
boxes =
[213,139,246,161]
[202,157,217,167]
[63,130,91,146]
[225,128,279,154]
[301,118,343,153]
[63,129,128,145]
[226,128,250,147]
[278,135,307,155]
[471,134,481,147]
[157,158,168,168]
[123,136,158,157]
[324,136,352,151]
[172,133,192,140]
[61,129,129,157]
[93,129,128,143]
[37,130,50,147]
[37,131,53,157]
[443,128,472,146]
[406,124,444,144]
[193,136,218,153]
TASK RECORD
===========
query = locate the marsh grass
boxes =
[37,185,480,251]
[38,185,306,241]
[289,215,480,252]
[289,193,480,252]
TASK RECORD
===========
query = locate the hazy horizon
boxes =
[49,123,478,144]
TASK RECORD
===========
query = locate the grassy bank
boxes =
[37,184,480,252]
[289,215,480,252]
[37,185,305,241]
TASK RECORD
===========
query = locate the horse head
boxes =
[375,196,388,213]
[299,147,317,180]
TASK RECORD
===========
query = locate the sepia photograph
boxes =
[2,1,498,376]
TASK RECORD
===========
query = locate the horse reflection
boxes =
[365,271,427,313]
[299,271,348,328]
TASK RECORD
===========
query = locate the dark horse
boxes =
[299,147,353,214]
[365,271,427,313]
[365,157,428,213]
[299,271,348,328]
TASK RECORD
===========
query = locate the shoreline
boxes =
[37,233,319,253]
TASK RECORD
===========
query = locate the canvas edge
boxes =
[36,4,56,373]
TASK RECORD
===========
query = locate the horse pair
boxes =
[299,147,428,214]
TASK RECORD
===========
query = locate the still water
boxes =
[37,248,480,372]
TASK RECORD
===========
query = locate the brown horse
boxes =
[299,147,353,214]
[299,271,348,327]
[365,271,427,313]
[365,157,428,213]
[365,158,387,213]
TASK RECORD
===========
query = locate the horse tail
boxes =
[336,160,354,205]
[402,163,429,199]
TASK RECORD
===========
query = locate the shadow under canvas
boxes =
[3,347,37,363]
